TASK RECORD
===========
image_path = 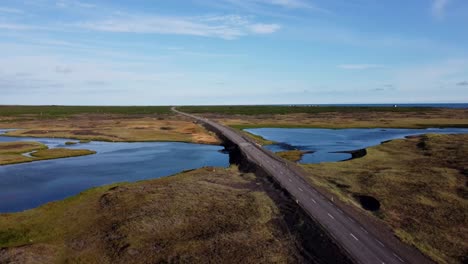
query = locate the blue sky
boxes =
[0,0,467,105]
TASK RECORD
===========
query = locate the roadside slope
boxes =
[0,167,300,263]
[302,134,468,264]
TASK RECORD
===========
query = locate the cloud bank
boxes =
[78,14,281,39]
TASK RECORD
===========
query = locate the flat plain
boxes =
[0,106,219,144]
[1,105,467,263]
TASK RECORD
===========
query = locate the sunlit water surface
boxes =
[245,128,468,164]
[0,130,229,213]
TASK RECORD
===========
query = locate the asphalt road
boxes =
[173,107,433,264]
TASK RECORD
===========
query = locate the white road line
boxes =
[337,208,343,213]
[360,227,368,234]
[328,213,335,220]
[376,239,385,247]
[350,233,359,241]
[288,178,292,182]
[347,216,355,223]
[393,253,404,263]
[311,198,317,204]
[298,188,303,192]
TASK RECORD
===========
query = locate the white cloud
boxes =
[258,0,310,8]
[338,64,384,70]
[226,0,326,11]
[393,59,468,93]
[0,23,35,30]
[432,0,450,19]
[56,0,95,9]
[0,7,23,13]
[249,23,281,34]
[78,15,280,39]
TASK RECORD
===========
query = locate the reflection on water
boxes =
[0,131,229,213]
[245,128,468,164]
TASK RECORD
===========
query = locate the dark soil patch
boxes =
[22,130,48,134]
[71,130,104,136]
[338,148,367,161]
[354,195,381,211]
[0,144,33,150]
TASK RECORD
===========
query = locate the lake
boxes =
[0,130,229,213]
[245,128,468,164]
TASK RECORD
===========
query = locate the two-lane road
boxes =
[173,107,432,264]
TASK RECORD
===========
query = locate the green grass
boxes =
[276,150,310,162]
[178,105,435,115]
[302,134,468,264]
[0,166,299,263]
[0,106,172,117]
[31,148,96,160]
[238,130,275,145]
[0,141,95,165]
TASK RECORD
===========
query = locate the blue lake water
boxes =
[245,128,468,164]
[0,130,229,213]
[279,103,468,109]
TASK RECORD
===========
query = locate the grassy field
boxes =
[300,134,468,264]
[0,166,301,263]
[179,106,468,129]
[0,106,219,144]
[276,150,309,162]
[178,105,436,115]
[0,106,171,117]
[0,141,95,165]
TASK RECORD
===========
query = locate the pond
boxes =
[245,127,468,164]
[0,130,229,213]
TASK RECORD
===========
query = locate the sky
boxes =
[0,0,467,105]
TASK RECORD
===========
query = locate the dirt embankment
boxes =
[227,143,353,264]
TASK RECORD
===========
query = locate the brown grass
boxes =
[301,134,468,264]
[0,141,95,165]
[277,150,309,162]
[0,141,46,165]
[31,148,96,160]
[0,113,219,144]
[0,166,300,263]
[202,108,468,129]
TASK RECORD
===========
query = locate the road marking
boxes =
[288,178,292,182]
[328,213,335,220]
[298,188,303,192]
[360,227,368,234]
[393,253,404,263]
[337,208,343,213]
[350,233,359,241]
[347,216,355,223]
[376,239,385,247]
[311,198,317,204]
